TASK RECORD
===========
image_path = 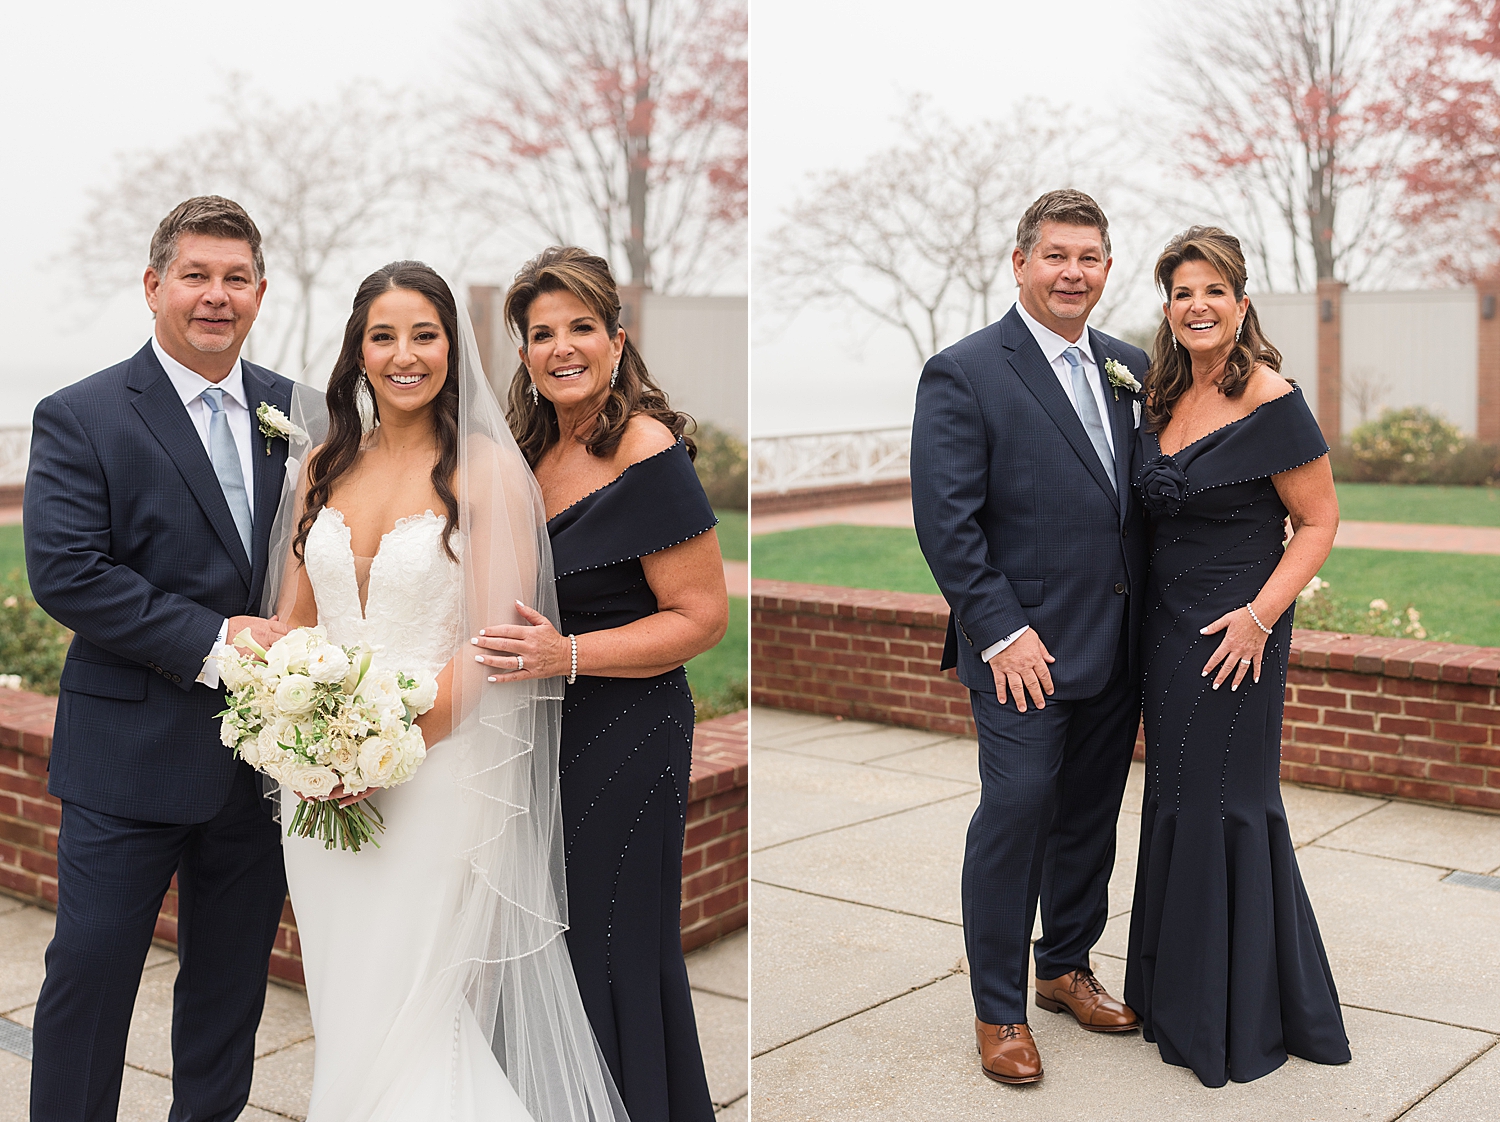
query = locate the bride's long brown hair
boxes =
[1144,226,1283,432]
[292,262,461,562]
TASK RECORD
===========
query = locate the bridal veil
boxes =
[262,274,631,1122]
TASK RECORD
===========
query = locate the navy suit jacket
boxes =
[24,343,294,824]
[911,306,1149,699]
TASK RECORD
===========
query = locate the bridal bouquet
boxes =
[214,626,438,852]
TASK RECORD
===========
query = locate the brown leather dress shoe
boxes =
[1034,967,1140,1032]
[975,1018,1043,1084]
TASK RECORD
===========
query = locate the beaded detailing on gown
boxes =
[284,508,534,1121]
[547,439,719,1122]
[1124,387,1351,1087]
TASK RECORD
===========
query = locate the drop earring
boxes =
[355,371,376,435]
[1235,321,1243,343]
[610,361,619,390]
[530,381,539,406]
[1171,333,1178,351]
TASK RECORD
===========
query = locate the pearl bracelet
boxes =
[567,634,578,685]
[1245,603,1273,635]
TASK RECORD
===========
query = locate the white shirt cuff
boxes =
[981,626,1031,663]
[197,619,230,687]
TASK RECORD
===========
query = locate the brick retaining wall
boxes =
[753,580,1500,813]
[0,693,747,984]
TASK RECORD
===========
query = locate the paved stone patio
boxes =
[0,912,745,1120]
[751,706,1500,1121]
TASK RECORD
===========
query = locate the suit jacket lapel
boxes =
[1003,312,1120,511]
[127,346,253,585]
[243,363,291,609]
[1091,330,1135,517]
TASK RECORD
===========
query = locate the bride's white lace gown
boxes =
[282,507,535,1121]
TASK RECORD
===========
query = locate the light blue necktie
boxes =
[1063,346,1115,491]
[201,387,253,556]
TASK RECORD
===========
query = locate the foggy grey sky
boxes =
[0,0,466,426]
[752,0,1160,435]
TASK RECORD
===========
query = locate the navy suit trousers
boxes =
[962,616,1140,1024]
[30,765,285,1122]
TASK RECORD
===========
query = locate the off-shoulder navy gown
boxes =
[1125,387,1351,1087]
[548,438,718,1122]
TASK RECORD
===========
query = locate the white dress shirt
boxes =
[151,334,255,685]
[981,302,1115,664]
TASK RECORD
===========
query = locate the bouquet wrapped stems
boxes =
[289,794,386,852]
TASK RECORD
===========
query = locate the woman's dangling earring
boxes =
[530,381,539,406]
[356,370,376,435]
[610,361,619,390]
[1235,321,1243,343]
[1171,333,1178,351]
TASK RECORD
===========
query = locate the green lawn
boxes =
[1315,549,1500,646]
[752,524,1500,647]
[752,524,940,595]
[714,509,747,562]
[0,524,24,580]
[686,595,747,716]
[1336,483,1500,527]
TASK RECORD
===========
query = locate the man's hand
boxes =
[228,615,288,655]
[988,629,1056,712]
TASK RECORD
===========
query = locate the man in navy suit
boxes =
[911,189,1149,1085]
[25,196,294,1120]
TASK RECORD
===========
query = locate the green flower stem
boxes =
[288,796,385,852]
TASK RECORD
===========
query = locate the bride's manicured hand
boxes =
[315,783,376,809]
[470,601,571,682]
[1199,606,1269,692]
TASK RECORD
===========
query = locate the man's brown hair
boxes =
[149,196,265,280]
[1015,189,1111,258]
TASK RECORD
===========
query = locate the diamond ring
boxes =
[517,655,525,671]
[1239,658,1251,665]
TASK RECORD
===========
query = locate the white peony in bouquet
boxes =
[214,626,439,852]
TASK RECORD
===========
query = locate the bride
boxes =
[266,260,629,1121]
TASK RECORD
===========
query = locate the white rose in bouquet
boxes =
[215,644,253,691]
[307,643,351,685]
[357,668,402,708]
[285,764,340,800]
[274,674,318,715]
[400,671,439,714]
[358,735,400,787]
[266,628,314,677]
[391,724,427,783]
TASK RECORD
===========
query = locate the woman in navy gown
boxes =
[474,246,728,1121]
[1125,226,1351,1087]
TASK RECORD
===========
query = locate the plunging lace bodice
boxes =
[303,507,462,677]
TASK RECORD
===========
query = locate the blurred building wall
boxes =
[1252,287,1481,436]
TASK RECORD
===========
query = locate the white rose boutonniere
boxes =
[256,402,308,455]
[1105,359,1142,401]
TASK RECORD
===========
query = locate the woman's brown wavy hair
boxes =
[1144,226,1283,432]
[502,246,694,467]
[292,261,461,563]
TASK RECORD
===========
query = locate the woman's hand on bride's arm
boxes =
[1199,608,1269,692]
[472,603,571,681]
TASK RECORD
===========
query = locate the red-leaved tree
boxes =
[466,0,746,293]
[1165,0,1415,290]
[1389,0,1500,281]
